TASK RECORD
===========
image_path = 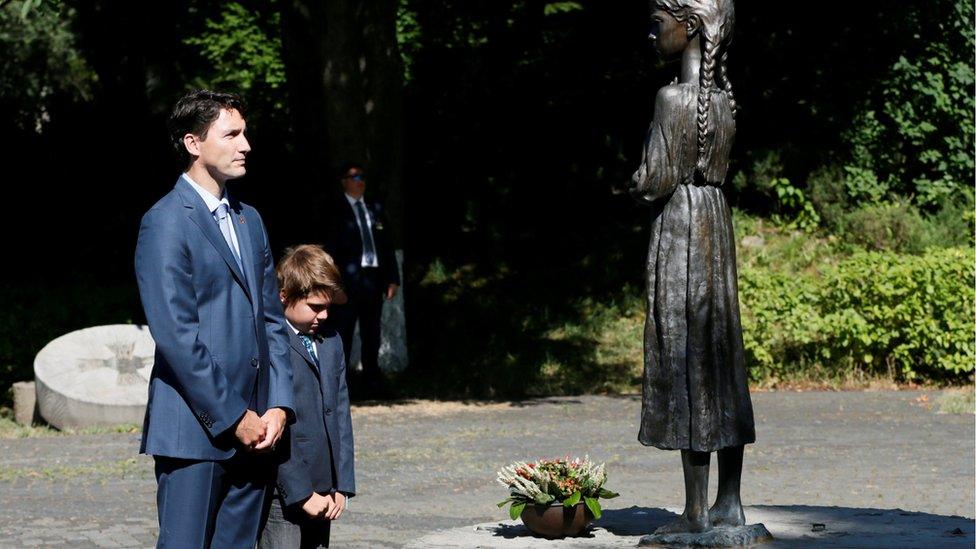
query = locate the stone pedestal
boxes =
[12,381,39,426]
[34,325,154,430]
[638,524,772,547]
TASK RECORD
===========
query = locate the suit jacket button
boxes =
[251,357,259,367]
[324,408,332,416]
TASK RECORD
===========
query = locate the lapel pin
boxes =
[239,215,246,224]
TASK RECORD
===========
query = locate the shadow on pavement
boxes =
[489,523,597,540]
[599,505,974,547]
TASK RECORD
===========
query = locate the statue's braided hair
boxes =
[654,0,735,178]
[718,49,737,118]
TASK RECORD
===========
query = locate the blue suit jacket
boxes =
[275,327,355,507]
[135,177,294,460]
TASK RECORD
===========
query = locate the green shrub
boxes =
[925,194,976,249]
[836,198,974,254]
[819,247,974,380]
[837,200,930,254]
[842,0,974,208]
[807,164,848,230]
[732,151,820,231]
[739,246,975,383]
[738,268,821,380]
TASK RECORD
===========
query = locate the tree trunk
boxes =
[279,0,404,246]
[361,0,406,249]
[280,0,332,201]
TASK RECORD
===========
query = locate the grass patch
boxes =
[0,410,140,439]
[937,388,975,414]
[0,458,148,482]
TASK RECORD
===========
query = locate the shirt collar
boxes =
[285,319,301,336]
[183,173,231,214]
[344,193,365,207]
[286,319,321,340]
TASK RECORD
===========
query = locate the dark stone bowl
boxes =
[520,503,595,538]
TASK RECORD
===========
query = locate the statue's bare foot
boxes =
[654,512,711,534]
[708,499,745,527]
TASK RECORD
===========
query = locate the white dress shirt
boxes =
[344,193,379,268]
[183,174,242,261]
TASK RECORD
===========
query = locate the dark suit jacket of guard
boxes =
[323,198,400,294]
[275,327,356,508]
[135,177,294,461]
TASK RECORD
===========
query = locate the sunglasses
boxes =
[345,173,365,181]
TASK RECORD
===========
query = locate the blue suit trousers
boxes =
[154,455,272,548]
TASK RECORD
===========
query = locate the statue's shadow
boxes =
[598,506,677,536]
[487,505,973,546]
[596,505,974,546]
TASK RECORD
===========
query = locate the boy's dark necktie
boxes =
[298,334,319,366]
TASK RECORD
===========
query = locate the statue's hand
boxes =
[628,164,656,204]
[629,164,644,190]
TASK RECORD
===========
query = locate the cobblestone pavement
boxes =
[0,391,972,547]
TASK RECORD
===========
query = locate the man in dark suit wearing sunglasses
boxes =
[323,162,400,398]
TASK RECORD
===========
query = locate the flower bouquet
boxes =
[496,456,619,538]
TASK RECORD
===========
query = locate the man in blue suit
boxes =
[135,89,294,548]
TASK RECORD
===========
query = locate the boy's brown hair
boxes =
[276,244,343,305]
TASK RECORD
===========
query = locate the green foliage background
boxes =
[841,0,974,209]
[736,220,974,384]
[0,0,94,132]
[0,0,973,405]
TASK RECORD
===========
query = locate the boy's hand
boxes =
[385,284,398,300]
[253,408,287,452]
[324,492,346,520]
[302,492,332,519]
[234,410,266,448]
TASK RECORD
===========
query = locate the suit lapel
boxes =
[289,331,320,375]
[230,199,260,315]
[178,180,253,303]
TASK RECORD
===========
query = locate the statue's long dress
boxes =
[632,83,755,452]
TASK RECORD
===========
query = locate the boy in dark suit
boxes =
[259,245,355,548]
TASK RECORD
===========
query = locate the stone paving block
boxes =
[12,381,39,426]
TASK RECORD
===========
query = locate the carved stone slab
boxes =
[34,324,154,429]
[639,524,773,547]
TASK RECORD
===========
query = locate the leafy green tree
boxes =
[842,0,975,208]
[183,1,287,119]
[0,0,95,132]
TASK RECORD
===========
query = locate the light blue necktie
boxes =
[298,334,319,366]
[354,200,377,265]
[215,203,244,273]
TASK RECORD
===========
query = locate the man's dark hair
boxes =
[338,161,365,181]
[168,89,246,167]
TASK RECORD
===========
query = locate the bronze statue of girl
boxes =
[629,0,756,535]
